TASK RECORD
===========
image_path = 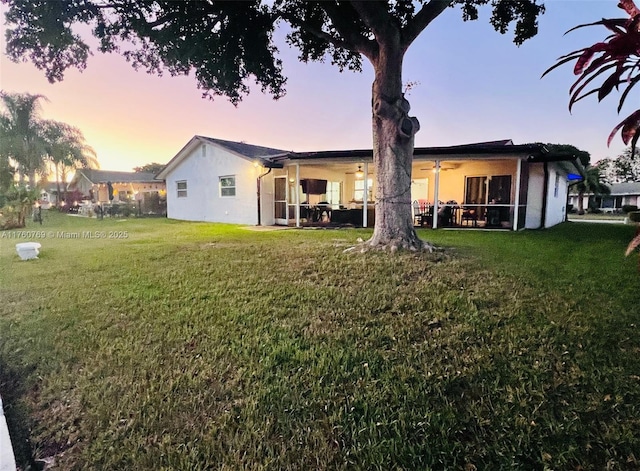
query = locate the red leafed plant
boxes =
[543,0,640,151]
[543,0,640,269]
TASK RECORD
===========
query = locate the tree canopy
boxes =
[133,162,165,175]
[0,91,97,189]
[5,1,544,103]
[596,147,640,184]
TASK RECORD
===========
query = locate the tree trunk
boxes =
[55,163,62,208]
[364,42,433,252]
[577,190,585,215]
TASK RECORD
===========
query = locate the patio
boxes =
[272,156,521,230]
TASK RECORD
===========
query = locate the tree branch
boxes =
[279,11,353,52]
[349,1,399,47]
[319,2,377,60]
[402,0,452,50]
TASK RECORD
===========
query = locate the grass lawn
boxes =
[1,211,639,470]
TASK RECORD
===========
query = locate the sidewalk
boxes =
[568,217,627,224]
[0,395,17,471]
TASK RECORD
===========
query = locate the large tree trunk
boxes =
[364,43,433,252]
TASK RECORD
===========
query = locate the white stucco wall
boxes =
[524,162,568,229]
[165,142,262,225]
[525,163,544,229]
[260,172,276,226]
[545,164,568,228]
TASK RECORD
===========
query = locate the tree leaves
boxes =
[543,1,640,153]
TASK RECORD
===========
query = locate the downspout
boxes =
[257,167,272,226]
[513,159,522,231]
[540,162,549,229]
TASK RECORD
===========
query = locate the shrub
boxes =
[0,185,38,229]
[622,205,638,213]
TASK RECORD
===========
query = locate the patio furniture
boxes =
[438,205,454,227]
[461,207,479,227]
[486,207,501,227]
[413,200,432,227]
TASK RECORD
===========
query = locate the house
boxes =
[157,136,584,230]
[157,136,290,225]
[37,184,63,209]
[67,169,166,214]
[568,182,640,212]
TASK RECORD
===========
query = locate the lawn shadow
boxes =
[0,358,39,470]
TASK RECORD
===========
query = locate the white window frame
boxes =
[176,180,188,198]
[219,175,236,197]
[354,178,373,202]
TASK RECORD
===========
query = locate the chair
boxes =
[317,201,331,223]
[461,206,478,227]
[413,200,422,226]
[438,205,454,227]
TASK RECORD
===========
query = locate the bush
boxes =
[622,205,638,213]
[628,211,640,223]
[0,185,38,229]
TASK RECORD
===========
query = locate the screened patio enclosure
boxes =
[270,154,528,230]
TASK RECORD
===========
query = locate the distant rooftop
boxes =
[76,169,159,183]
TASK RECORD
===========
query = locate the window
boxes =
[219,176,236,197]
[177,180,187,198]
[354,178,373,202]
[554,173,560,198]
[326,181,341,206]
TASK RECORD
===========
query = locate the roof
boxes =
[74,169,159,184]
[196,136,290,159]
[608,182,640,195]
[289,140,553,161]
[157,135,584,179]
[157,135,290,179]
[569,181,640,196]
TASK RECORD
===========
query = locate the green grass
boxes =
[1,211,639,470]
[568,212,626,221]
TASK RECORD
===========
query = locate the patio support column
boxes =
[432,160,441,229]
[295,163,301,228]
[363,162,369,228]
[513,158,522,231]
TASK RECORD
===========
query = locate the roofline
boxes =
[157,136,285,179]
[156,136,201,179]
[288,143,551,161]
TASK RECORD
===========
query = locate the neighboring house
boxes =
[568,182,640,212]
[67,169,166,213]
[38,184,62,209]
[157,136,584,230]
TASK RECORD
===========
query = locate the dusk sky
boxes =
[0,1,631,172]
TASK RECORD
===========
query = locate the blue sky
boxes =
[0,0,630,171]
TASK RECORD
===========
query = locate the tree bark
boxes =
[577,190,585,215]
[364,42,433,251]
